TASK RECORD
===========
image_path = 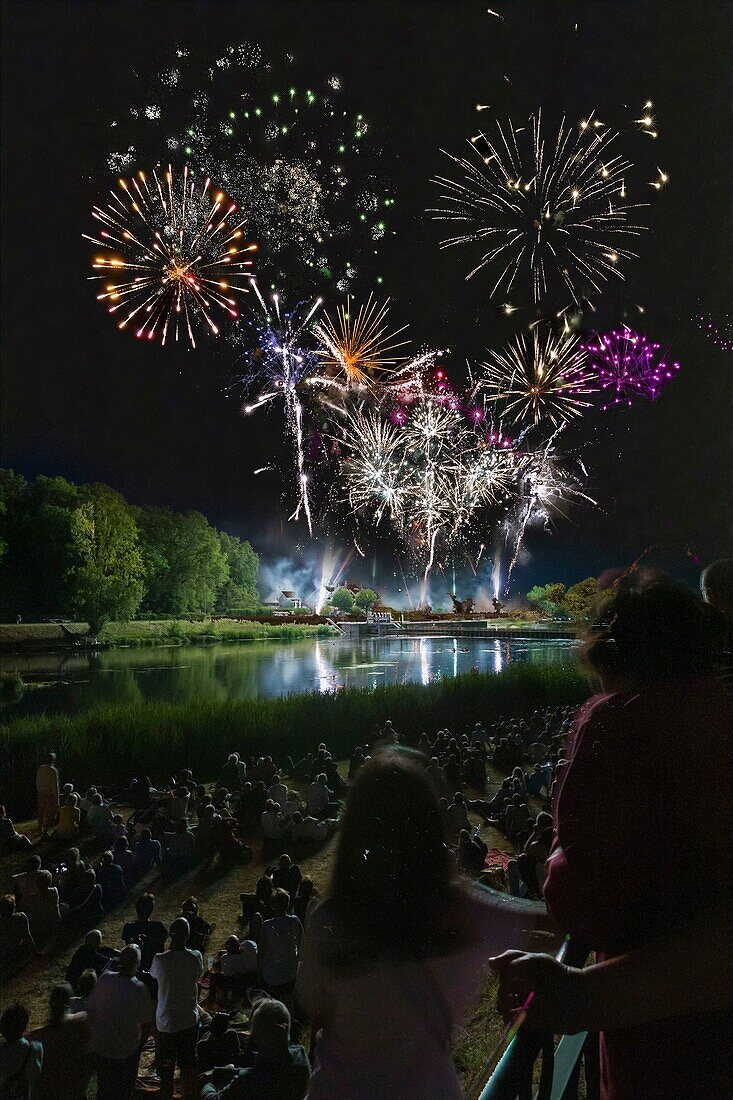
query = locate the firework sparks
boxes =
[313,295,410,389]
[480,329,596,426]
[430,110,648,308]
[693,312,733,352]
[240,281,323,532]
[84,165,256,347]
[581,328,680,409]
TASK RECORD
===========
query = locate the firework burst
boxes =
[430,110,648,308]
[313,296,410,389]
[240,280,323,532]
[85,165,257,347]
[581,328,680,409]
[480,329,596,426]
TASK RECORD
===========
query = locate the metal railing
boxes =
[474,942,599,1100]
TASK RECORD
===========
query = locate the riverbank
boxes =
[0,663,588,813]
[0,618,338,651]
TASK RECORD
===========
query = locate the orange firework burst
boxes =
[313,295,409,388]
[84,165,257,347]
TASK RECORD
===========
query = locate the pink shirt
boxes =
[296,885,550,1100]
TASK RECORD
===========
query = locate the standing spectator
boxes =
[122,894,167,971]
[260,889,303,1006]
[150,917,203,1100]
[0,1002,43,1098]
[36,752,60,837]
[200,998,309,1100]
[86,944,152,1100]
[29,982,90,1100]
[295,751,551,1100]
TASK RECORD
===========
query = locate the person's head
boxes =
[175,819,189,835]
[329,750,451,962]
[100,851,114,868]
[583,580,720,690]
[25,854,42,875]
[181,896,198,918]
[139,828,152,843]
[249,910,264,938]
[67,847,81,866]
[701,559,733,621]
[0,1003,29,1044]
[225,935,241,954]
[118,944,140,977]
[114,836,129,852]
[46,752,56,766]
[48,983,73,1024]
[77,969,97,998]
[271,888,290,917]
[249,998,291,1053]
[36,869,53,892]
[453,792,465,805]
[169,917,189,946]
[0,894,16,919]
[210,1011,231,1038]
[135,893,156,921]
[278,854,292,869]
[297,876,314,900]
[85,929,102,950]
[91,793,102,806]
[271,773,280,785]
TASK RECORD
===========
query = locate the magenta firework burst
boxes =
[581,328,680,409]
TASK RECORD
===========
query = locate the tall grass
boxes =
[98,619,337,646]
[0,664,588,814]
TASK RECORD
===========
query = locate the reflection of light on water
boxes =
[420,637,430,686]
[313,640,337,694]
[452,637,458,679]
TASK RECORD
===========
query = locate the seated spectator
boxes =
[166,786,190,824]
[209,814,253,865]
[348,745,365,780]
[163,819,195,877]
[283,789,303,820]
[295,750,551,1099]
[306,774,339,820]
[180,897,212,954]
[109,815,127,843]
[272,854,302,898]
[113,837,136,886]
[66,929,117,990]
[86,944,153,1100]
[457,828,488,876]
[63,869,103,929]
[525,763,546,797]
[29,982,90,1100]
[293,877,317,927]
[506,858,529,898]
[446,792,470,841]
[240,874,274,925]
[268,773,288,809]
[260,889,303,1004]
[219,753,246,791]
[55,794,81,842]
[86,793,114,839]
[0,893,36,972]
[0,1002,43,1097]
[200,998,309,1100]
[96,851,126,913]
[12,855,42,907]
[0,804,32,855]
[23,870,61,944]
[131,827,162,878]
[262,800,287,841]
[122,893,168,971]
[210,935,258,1005]
[195,1011,241,1074]
[69,968,97,1014]
[57,849,86,902]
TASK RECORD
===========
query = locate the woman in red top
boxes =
[497,582,732,1099]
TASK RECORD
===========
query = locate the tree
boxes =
[67,488,146,634]
[331,586,355,613]
[216,531,260,612]
[563,577,602,620]
[526,582,569,619]
[354,587,379,610]
[134,507,229,615]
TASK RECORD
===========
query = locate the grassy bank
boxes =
[98,618,337,646]
[0,663,588,813]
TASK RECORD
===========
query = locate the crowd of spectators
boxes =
[1,564,732,1099]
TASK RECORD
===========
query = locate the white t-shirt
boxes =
[87,971,153,1059]
[220,940,258,976]
[150,948,203,1033]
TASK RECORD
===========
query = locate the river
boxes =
[0,633,578,721]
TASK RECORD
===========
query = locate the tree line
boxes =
[526,577,612,620]
[0,469,259,632]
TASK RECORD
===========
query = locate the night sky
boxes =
[2,0,731,599]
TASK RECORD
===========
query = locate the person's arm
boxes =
[491,908,733,1032]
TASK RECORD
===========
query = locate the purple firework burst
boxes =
[582,328,680,410]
